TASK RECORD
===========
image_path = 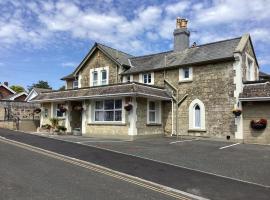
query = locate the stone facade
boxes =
[242,101,270,144]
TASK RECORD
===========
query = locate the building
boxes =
[32,18,270,144]
[25,87,52,102]
[0,82,28,101]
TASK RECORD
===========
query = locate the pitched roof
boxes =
[123,37,241,74]
[31,82,171,102]
[33,87,52,94]
[259,71,270,78]
[3,92,28,101]
[239,82,270,100]
[0,83,16,94]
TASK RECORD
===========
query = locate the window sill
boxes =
[179,79,193,83]
[56,117,66,120]
[88,122,126,126]
[188,129,206,132]
[147,123,162,126]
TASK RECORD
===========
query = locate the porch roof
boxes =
[239,81,270,101]
[31,82,171,102]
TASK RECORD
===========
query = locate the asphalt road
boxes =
[0,128,269,200]
[0,141,177,200]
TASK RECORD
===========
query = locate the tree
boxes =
[28,80,51,91]
[58,85,65,91]
[10,85,25,93]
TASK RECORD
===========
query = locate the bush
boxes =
[41,124,51,130]
[57,125,67,132]
[49,118,60,129]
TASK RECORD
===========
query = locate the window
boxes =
[101,70,107,85]
[44,108,48,118]
[73,80,78,89]
[189,99,205,130]
[123,75,133,83]
[90,67,109,86]
[94,99,122,122]
[246,55,255,81]
[147,100,161,124]
[194,105,201,128]
[179,67,193,81]
[56,104,65,118]
[92,71,98,86]
[140,72,154,84]
[127,75,131,82]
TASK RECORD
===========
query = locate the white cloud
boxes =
[61,62,77,67]
[165,1,190,16]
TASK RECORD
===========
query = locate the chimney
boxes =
[4,82,8,87]
[173,17,190,51]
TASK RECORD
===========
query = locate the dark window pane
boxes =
[148,73,151,83]
[104,111,114,121]
[115,99,122,109]
[104,100,114,110]
[115,111,122,121]
[149,111,155,122]
[95,111,103,121]
[95,101,103,109]
[184,68,189,78]
[149,101,155,110]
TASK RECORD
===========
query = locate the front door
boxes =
[70,101,82,131]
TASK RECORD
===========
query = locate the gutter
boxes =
[239,97,270,101]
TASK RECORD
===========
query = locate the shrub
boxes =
[49,118,60,129]
[41,124,51,130]
[57,125,67,132]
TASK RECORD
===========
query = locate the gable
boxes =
[0,85,15,99]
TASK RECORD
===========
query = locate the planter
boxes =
[73,128,82,136]
[124,104,133,111]
[250,119,267,130]
[232,109,242,117]
[59,107,67,113]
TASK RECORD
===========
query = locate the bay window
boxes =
[94,99,122,122]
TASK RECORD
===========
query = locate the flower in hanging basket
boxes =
[59,106,67,113]
[250,119,267,130]
[232,108,242,116]
[34,108,41,114]
[124,103,133,111]
[73,105,83,111]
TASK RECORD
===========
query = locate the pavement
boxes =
[0,140,179,200]
[0,128,269,200]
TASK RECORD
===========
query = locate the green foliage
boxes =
[57,125,67,132]
[28,80,51,92]
[10,85,25,93]
[41,124,52,130]
[49,118,60,129]
[58,85,65,91]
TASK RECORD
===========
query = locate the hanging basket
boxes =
[59,107,67,113]
[232,109,242,117]
[250,119,267,130]
[34,108,41,114]
[124,104,133,111]
[73,105,83,111]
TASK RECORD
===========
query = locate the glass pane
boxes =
[184,68,189,78]
[115,111,122,121]
[57,110,63,117]
[95,101,103,109]
[143,74,148,83]
[127,75,130,82]
[95,111,103,121]
[195,105,201,127]
[149,111,156,122]
[104,100,114,110]
[101,70,107,80]
[115,99,122,109]
[148,73,151,83]
[93,71,98,80]
[104,111,114,121]
[149,101,155,110]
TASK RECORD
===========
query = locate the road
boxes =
[0,128,269,200]
[0,140,181,200]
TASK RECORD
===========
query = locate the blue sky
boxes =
[0,0,270,90]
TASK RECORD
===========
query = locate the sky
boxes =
[0,0,270,90]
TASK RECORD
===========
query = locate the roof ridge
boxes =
[97,42,133,57]
[194,36,242,48]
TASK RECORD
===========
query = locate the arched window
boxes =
[189,99,205,130]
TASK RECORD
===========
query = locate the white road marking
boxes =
[77,140,131,144]
[170,139,198,144]
[219,143,240,150]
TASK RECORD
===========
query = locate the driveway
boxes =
[39,133,270,186]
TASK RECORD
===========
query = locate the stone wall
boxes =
[242,101,270,144]
[136,97,164,135]
[79,49,120,87]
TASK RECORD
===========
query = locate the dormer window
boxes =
[92,71,98,86]
[122,75,133,83]
[101,70,107,85]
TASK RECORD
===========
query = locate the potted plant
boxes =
[250,119,267,130]
[124,103,133,111]
[232,108,242,117]
[56,125,67,135]
[49,118,60,130]
[59,106,67,113]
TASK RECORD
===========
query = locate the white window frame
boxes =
[188,99,205,130]
[147,100,161,124]
[90,66,109,87]
[179,67,193,82]
[73,80,78,89]
[92,99,124,123]
[123,74,133,83]
[245,53,255,81]
[139,72,154,85]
